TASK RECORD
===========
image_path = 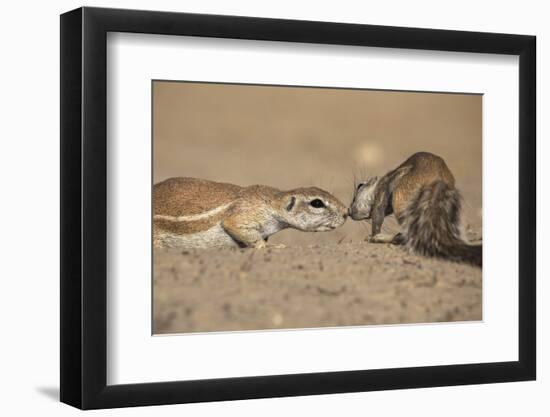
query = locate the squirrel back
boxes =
[390,152,455,219]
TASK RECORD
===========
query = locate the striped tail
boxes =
[400,181,482,267]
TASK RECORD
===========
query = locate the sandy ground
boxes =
[152,81,483,334]
[153,241,482,334]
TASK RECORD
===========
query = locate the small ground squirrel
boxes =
[349,152,482,266]
[153,177,348,249]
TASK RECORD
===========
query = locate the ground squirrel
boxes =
[153,177,348,249]
[349,152,482,266]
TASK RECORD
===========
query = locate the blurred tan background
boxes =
[153,81,482,246]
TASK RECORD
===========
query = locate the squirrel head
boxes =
[349,176,379,220]
[278,187,348,232]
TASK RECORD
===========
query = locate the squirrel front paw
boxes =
[368,233,397,244]
[253,240,267,249]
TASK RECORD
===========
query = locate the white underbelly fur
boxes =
[156,222,239,249]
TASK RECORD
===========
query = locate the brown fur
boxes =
[350,152,481,267]
[153,177,348,249]
[401,180,482,266]
[154,177,245,217]
[390,153,455,219]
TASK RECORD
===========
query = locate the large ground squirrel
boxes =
[349,152,482,266]
[153,177,348,249]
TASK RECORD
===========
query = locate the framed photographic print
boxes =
[60,6,536,409]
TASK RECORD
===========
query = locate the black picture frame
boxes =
[60,6,536,410]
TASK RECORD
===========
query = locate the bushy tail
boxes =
[400,181,482,267]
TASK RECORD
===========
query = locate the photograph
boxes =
[54,4,538,412]
[152,80,483,335]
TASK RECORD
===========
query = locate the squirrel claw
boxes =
[364,234,376,243]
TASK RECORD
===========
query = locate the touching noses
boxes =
[342,210,349,221]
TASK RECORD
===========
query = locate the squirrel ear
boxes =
[286,196,296,211]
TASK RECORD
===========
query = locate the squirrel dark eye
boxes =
[356,183,365,191]
[310,199,325,208]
